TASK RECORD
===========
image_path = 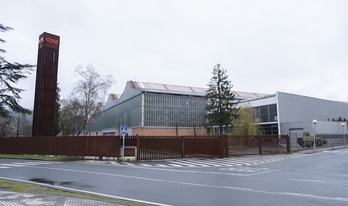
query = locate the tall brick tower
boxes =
[32,32,60,136]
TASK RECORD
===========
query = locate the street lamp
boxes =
[341,122,346,147]
[312,119,318,151]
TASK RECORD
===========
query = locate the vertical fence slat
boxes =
[0,135,291,159]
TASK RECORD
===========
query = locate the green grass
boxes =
[0,179,147,206]
[0,154,148,205]
[0,154,76,161]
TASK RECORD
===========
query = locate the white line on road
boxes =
[291,178,327,183]
[0,164,25,167]
[167,164,183,167]
[166,161,198,167]
[22,165,348,203]
[138,163,152,167]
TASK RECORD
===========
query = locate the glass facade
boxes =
[253,104,278,135]
[253,104,277,123]
[87,91,207,133]
[260,124,279,135]
[144,93,206,127]
[88,94,143,132]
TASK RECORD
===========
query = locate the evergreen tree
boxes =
[0,24,34,118]
[205,64,240,135]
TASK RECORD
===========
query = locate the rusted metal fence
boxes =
[227,135,290,155]
[0,135,290,160]
[0,136,120,157]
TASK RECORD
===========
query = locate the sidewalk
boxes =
[292,145,347,154]
[0,191,124,206]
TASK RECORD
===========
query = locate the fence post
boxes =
[181,136,185,158]
[286,135,291,153]
[224,135,229,157]
[258,136,263,155]
[219,135,224,158]
[136,135,140,160]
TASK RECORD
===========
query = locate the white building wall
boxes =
[243,91,348,139]
[277,92,348,122]
[281,121,345,135]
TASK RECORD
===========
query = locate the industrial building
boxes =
[87,81,348,146]
[242,92,348,147]
[87,80,265,136]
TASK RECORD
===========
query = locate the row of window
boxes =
[253,104,277,123]
[144,93,206,127]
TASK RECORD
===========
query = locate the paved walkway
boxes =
[0,191,124,206]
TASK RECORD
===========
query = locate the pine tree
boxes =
[205,64,240,135]
[0,24,34,118]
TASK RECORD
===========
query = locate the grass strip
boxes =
[0,154,68,161]
[0,154,76,161]
[0,178,147,206]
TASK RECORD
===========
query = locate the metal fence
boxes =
[0,135,290,160]
[227,135,290,155]
[318,133,347,148]
[0,136,120,157]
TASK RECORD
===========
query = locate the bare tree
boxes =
[60,98,85,135]
[67,65,115,134]
[17,114,32,136]
[0,116,15,137]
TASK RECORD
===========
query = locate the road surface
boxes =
[1,149,348,205]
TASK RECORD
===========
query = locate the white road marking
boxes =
[0,161,61,169]
[0,164,25,167]
[17,166,348,203]
[139,163,152,167]
[167,164,183,167]
[166,161,197,167]
[291,178,327,183]
[155,164,170,167]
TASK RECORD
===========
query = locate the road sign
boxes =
[120,126,128,135]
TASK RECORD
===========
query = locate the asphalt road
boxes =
[1,149,348,206]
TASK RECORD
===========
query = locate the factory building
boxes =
[87,81,265,136]
[87,81,348,145]
[242,92,348,146]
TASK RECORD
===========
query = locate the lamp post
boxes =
[341,122,346,147]
[312,119,318,151]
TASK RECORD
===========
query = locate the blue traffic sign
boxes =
[120,126,128,135]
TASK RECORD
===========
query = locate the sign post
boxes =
[120,126,128,161]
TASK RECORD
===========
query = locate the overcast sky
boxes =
[1,0,348,110]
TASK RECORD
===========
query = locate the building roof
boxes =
[129,80,268,100]
[129,81,206,96]
[103,93,122,110]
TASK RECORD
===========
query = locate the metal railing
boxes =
[0,135,290,160]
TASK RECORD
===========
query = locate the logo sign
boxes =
[120,126,128,135]
[38,33,60,49]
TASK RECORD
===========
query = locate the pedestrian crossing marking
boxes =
[139,163,152,167]
[155,164,170,167]
[0,161,61,169]
[0,164,26,167]
[168,164,183,167]
[104,153,307,168]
